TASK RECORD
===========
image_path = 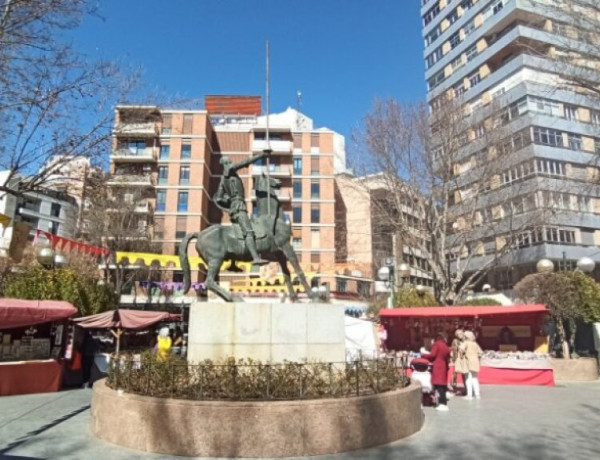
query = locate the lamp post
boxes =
[536,258,555,274]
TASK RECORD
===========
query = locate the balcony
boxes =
[251,164,292,177]
[106,174,155,188]
[134,201,154,214]
[114,122,158,137]
[112,148,157,163]
[252,139,292,154]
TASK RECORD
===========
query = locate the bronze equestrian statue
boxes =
[179,152,314,302]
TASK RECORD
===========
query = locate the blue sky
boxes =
[73,0,425,142]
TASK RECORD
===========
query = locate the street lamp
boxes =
[576,257,595,274]
[36,246,56,268]
[536,258,555,273]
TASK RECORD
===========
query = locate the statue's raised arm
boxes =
[230,150,270,172]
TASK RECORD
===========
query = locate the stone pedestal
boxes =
[187,302,346,363]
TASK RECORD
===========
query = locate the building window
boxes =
[533,127,563,147]
[536,159,565,176]
[177,191,188,212]
[292,206,302,223]
[293,157,302,175]
[50,203,61,218]
[449,32,461,50]
[153,218,164,239]
[179,166,190,185]
[175,217,187,239]
[423,2,440,26]
[310,205,320,223]
[310,253,320,264]
[293,180,302,199]
[311,157,320,175]
[564,105,578,121]
[158,166,168,185]
[128,140,146,155]
[181,143,191,159]
[469,73,481,88]
[311,180,320,199]
[160,145,170,159]
[161,114,172,134]
[465,44,478,62]
[292,237,302,250]
[592,111,600,126]
[569,134,582,151]
[336,278,347,293]
[49,221,59,235]
[293,135,303,149]
[357,281,371,297]
[182,114,193,134]
[156,190,166,212]
[311,229,320,248]
[427,69,445,90]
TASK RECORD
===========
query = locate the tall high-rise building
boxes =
[422,0,600,290]
[109,97,349,294]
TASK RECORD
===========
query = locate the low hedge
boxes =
[107,353,408,401]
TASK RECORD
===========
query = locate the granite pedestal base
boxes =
[187,302,346,363]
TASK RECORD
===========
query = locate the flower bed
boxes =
[106,353,408,401]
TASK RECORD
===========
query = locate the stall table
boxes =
[0,359,63,396]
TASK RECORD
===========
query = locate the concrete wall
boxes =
[91,379,424,458]
[187,302,346,364]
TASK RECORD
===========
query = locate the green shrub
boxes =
[394,286,438,307]
[107,353,407,401]
[1,266,117,316]
[461,297,502,306]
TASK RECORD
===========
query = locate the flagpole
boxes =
[265,40,272,218]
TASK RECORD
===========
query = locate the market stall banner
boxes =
[35,229,110,257]
[380,305,548,318]
[73,309,180,330]
[0,298,78,329]
[116,251,252,271]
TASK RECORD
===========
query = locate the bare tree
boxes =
[522,0,600,99]
[351,97,549,304]
[80,170,161,300]
[0,0,136,196]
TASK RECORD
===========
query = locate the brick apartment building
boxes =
[109,96,366,296]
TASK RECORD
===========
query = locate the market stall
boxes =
[380,305,554,386]
[73,309,182,384]
[0,298,78,396]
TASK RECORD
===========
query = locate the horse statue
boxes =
[179,173,314,302]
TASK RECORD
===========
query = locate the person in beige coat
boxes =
[460,330,483,399]
[450,329,467,393]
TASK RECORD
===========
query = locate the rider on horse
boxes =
[213,151,270,266]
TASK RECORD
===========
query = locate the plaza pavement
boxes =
[1,382,599,460]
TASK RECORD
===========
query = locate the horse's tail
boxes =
[179,232,199,294]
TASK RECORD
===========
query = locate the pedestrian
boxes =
[156,327,172,362]
[451,329,467,394]
[461,330,483,399]
[377,323,388,354]
[421,332,451,411]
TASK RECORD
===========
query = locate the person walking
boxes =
[451,329,467,394]
[421,332,451,411]
[461,330,483,399]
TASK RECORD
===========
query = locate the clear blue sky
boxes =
[73,0,425,142]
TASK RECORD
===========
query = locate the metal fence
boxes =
[107,355,409,401]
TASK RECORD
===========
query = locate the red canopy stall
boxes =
[0,299,78,396]
[380,305,554,386]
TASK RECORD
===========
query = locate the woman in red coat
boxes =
[421,332,451,411]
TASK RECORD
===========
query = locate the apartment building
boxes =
[0,171,78,258]
[422,0,600,290]
[335,173,434,293]
[109,96,347,293]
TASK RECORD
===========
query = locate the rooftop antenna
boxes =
[296,90,302,110]
[265,40,272,217]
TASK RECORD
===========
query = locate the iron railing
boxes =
[107,355,408,401]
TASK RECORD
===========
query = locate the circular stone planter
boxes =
[91,379,424,458]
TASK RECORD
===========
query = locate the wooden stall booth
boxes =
[380,305,554,386]
[0,298,78,396]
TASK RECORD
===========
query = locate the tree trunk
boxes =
[556,319,570,360]
[568,319,577,359]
